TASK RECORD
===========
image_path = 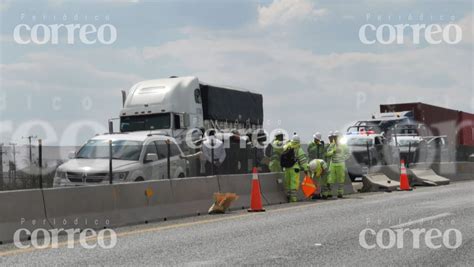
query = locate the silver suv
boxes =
[53,132,188,187]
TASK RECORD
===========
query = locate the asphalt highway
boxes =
[1,181,473,266]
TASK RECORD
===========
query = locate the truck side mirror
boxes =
[121,90,127,107]
[108,120,114,134]
[68,151,76,159]
[145,153,158,162]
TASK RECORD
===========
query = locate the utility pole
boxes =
[22,135,37,165]
[0,143,4,190]
[9,142,17,181]
[38,139,43,189]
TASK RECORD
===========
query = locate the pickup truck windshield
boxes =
[76,140,143,160]
[120,113,171,132]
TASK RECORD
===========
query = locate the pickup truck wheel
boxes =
[178,173,185,178]
[135,177,144,182]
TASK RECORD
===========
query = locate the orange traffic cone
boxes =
[399,160,412,191]
[248,167,265,212]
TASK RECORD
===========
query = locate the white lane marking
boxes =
[314,243,322,247]
[389,213,453,229]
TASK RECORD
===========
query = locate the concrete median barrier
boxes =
[217,172,287,210]
[376,165,401,182]
[217,174,252,210]
[430,162,474,182]
[0,189,47,244]
[258,173,287,205]
[169,176,220,217]
[114,180,174,225]
[42,185,120,230]
[361,173,400,192]
[408,167,450,186]
[375,164,451,186]
[3,163,469,245]
[115,176,220,224]
[343,172,355,195]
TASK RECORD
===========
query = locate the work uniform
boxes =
[269,139,284,172]
[326,141,350,197]
[307,140,327,161]
[309,159,330,198]
[283,140,309,202]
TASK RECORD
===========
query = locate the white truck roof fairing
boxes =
[121,76,201,116]
[91,132,172,142]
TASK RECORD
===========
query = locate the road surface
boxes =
[1,181,473,266]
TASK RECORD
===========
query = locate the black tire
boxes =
[178,173,185,178]
[134,177,145,182]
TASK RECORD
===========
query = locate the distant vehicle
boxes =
[380,102,474,161]
[389,134,449,164]
[389,135,423,164]
[118,76,264,143]
[53,133,188,187]
[348,111,416,135]
[340,131,396,180]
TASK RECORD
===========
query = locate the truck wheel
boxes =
[178,173,185,178]
[135,177,144,182]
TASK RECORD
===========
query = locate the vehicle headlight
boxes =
[113,172,129,181]
[55,170,67,179]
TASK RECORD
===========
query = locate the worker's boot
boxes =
[337,185,344,199]
[289,190,298,202]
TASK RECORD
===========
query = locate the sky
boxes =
[0,0,473,146]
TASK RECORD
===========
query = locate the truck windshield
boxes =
[120,113,171,132]
[76,140,143,161]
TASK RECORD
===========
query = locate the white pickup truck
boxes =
[53,132,188,187]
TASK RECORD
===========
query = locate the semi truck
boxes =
[118,76,264,141]
[380,102,474,161]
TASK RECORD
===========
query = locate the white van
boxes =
[53,132,188,187]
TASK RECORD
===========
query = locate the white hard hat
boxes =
[275,130,283,137]
[309,160,318,172]
[334,130,340,136]
[313,132,322,140]
[328,131,333,137]
[292,134,300,143]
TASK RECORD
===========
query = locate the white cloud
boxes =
[141,24,472,141]
[258,0,328,28]
[1,52,143,93]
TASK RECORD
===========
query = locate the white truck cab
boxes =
[53,132,188,187]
